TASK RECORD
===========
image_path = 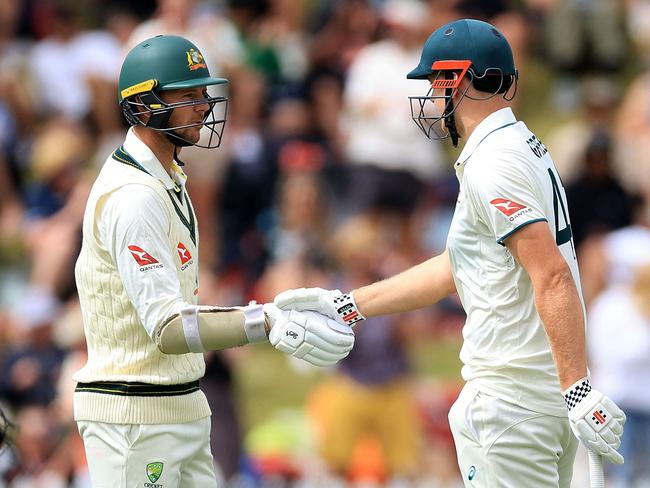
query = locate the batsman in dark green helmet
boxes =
[119,35,228,151]
[407,19,518,147]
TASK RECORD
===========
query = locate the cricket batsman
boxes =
[72,35,354,487]
[275,19,625,487]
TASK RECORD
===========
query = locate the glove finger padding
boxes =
[304,330,354,354]
[602,397,626,424]
[275,288,340,312]
[269,308,354,367]
[304,317,354,348]
[301,352,340,367]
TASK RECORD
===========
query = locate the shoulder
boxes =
[102,183,171,228]
[105,183,169,212]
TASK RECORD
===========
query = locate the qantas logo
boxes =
[128,245,159,266]
[177,242,192,265]
[490,198,527,217]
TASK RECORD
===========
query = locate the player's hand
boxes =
[274,287,365,327]
[264,304,354,367]
[564,378,626,464]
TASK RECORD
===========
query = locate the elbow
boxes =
[535,262,576,294]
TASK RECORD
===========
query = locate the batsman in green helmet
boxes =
[72,35,355,487]
[273,19,626,488]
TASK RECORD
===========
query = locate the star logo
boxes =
[127,245,159,266]
[177,242,192,265]
[490,198,527,217]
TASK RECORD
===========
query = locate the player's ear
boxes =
[454,75,471,101]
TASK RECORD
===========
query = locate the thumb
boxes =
[263,303,283,327]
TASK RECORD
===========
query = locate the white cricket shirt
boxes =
[447,108,584,416]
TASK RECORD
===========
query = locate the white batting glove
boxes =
[563,377,626,464]
[274,287,365,327]
[264,304,355,367]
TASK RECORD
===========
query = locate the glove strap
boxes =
[562,376,592,411]
[243,301,268,343]
[333,292,365,326]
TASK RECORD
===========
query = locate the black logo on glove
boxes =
[286,331,298,339]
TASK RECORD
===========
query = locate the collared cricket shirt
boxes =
[447,108,585,416]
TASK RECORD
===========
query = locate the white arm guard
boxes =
[155,303,269,354]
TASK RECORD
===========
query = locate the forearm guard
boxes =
[155,303,269,354]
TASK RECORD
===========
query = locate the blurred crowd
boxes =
[1,0,650,487]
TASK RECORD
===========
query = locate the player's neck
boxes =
[456,99,511,140]
[133,126,176,173]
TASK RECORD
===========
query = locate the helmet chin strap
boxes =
[444,90,460,147]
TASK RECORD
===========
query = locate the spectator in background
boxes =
[217,68,275,279]
[29,4,126,127]
[588,263,650,487]
[127,0,243,76]
[311,215,421,485]
[308,0,380,78]
[341,0,445,218]
[228,0,309,93]
[579,189,650,305]
[614,67,650,193]
[546,76,621,184]
[0,288,64,409]
[22,122,92,296]
[565,129,634,248]
[542,0,627,112]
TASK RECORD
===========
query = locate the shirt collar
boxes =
[455,107,518,168]
[123,128,188,192]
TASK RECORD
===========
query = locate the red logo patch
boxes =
[490,198,527,217]
[592,410,607,425]
[177,242,192,265]
[128,245,159,266]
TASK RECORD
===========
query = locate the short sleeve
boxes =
[465,158,548,245]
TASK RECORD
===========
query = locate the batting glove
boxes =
[264,304,355,367]
[564,377,626,464]
[274,288,365,327]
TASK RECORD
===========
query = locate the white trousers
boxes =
[448,384,578,488]
[77,417,218,488]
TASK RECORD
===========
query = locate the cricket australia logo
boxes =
[145,461,163,487]
[186,48,207,71]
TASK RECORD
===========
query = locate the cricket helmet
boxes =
[407,19,518,146]
[118,35,229,149]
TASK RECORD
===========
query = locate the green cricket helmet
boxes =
[407,19,518,146]
[119,35,229,149]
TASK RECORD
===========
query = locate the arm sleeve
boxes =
[465,156,548,245]
[99,184,191,339]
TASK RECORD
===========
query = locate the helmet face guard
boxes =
[409,60,517,144]
[121,89,228,149]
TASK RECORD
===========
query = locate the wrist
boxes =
[562,376,591,411]
[243,301,268,343]
[333,291,365,326]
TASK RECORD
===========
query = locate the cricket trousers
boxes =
[448,384,578,488]
[78,417,218,488]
